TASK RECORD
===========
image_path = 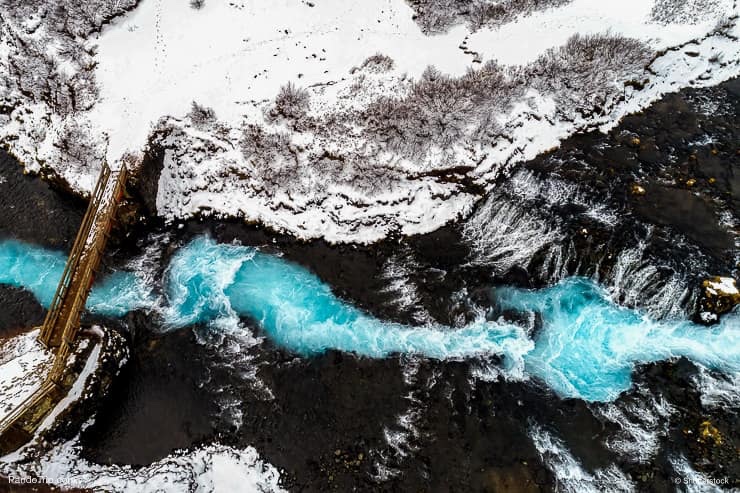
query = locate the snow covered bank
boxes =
[3,440,285,493]
[0,330,52,424]
[0,0,739,242]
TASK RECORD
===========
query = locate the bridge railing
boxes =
[39,163,112,348]
[48,165,128,381]
[1,163,128,452]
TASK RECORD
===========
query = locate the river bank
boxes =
[0,78,738,491]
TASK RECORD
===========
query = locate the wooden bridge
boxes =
[0,163,128,454]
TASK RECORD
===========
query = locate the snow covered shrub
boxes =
[240,124,293,166]
[0,0,139,169]
[4,0,140,38]
[190,0,206,10]
[712,15,738,36]
[405,0,471,33]
[267,82,310,123]
[188,102,216,128]
[56,120,104,169]
[406,0,572,33]
[528,33,651,115]
[362,62,517,161]
[355,53,395,73]
[650,0,728,25]
[5,42,96,116]
[467,0,572,30]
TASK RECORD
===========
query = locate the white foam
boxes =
[692,365,740,410]
[463,191,563,273]
[591,386,674,463]
[669,454,728,493]
[379,253,431,324]
[607,237,696,319]
[529,424,635,493]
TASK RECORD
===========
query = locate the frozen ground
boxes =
[3,439,285,493]
[0,0,738,242]
[0,330,52,424]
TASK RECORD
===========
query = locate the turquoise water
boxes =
[1,235,738,402]
[0,239,152,317]
[496,280,739,401]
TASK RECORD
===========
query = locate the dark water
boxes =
[0,156,84,339]
[0,78,738,491]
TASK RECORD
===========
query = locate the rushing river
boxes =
[1,235,737,402]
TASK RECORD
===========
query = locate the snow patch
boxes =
[37,341,102,433]
[2,439,285,493]
[0,330,53,424]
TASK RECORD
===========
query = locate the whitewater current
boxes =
[1,235,737,402]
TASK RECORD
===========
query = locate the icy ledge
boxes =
[3,440,285,493]
[0,0,739,242]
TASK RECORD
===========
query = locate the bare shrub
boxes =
[241,124,291,164]
[650,0,728,25]
[468,0,571,29]
[405,0,473,33]
[55,120,100,166]
[357,53,395,73]
[362,62,517,160]
[406,0,573,33]
[1,0,133,121]
[356,32,650,163]
[712,15,738,36]
[190,0,206,10]
[528,33,652,113]
[6,44,97,116]
[267,82,310,122]
[188,101,216,128]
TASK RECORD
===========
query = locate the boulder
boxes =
[698,276,740,323]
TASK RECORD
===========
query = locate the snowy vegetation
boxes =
[405,0,573,33]
[0,0,738,241]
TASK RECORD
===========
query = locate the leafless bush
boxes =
[55,120,100,166]
[267,82,310,123]
[357,32,650,162]
[7,45,96,116]
[357,53,395,73]
[406,0,476,33]
[528,33,652,113]
[18,0,140,38]
[1,0,132,123]
[469,0,571,29]
[188,101,217,128]
[241,124,292,163]
[650,0,728,25]
[362,62,517,160]
[406,0,572,33]
[712,15,738,36]
[190,0,206,10]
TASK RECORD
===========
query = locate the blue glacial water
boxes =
[0,238,152,317]
[1,235,738,402]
